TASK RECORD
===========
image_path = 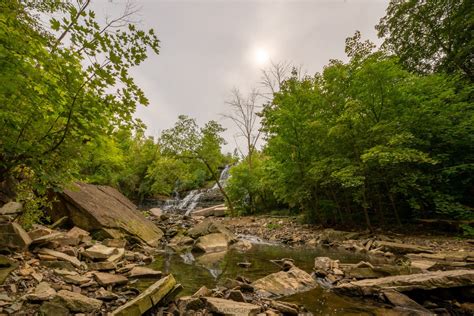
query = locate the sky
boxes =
[93,0,389,153]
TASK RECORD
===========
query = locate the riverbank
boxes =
[219,215,474,254]
[1,183,473,315]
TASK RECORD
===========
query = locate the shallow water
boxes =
[142,242,394,314]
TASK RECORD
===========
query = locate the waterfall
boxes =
[162,165,231,214]
[211,164,231,189]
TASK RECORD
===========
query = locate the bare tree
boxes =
[259,60,306,101]
[223,88,262,168]
[259,60,292,100]
[223,88,263,213]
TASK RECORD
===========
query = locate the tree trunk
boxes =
[362,189,372,232]
[202,160,235,216]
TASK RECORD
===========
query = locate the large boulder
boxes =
[252,266,317,298]
[334,269,474,296]
[51,182,163,246]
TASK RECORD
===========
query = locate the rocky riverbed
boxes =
[0,184,473,315]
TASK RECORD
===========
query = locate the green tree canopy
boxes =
[0,0,158,193]
[376,0,473,79]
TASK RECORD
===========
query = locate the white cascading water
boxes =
[163,165,231,214]
[211,164,231,190]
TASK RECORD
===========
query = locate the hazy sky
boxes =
[94,0,389,152]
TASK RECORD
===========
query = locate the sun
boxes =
[254,47,270,65]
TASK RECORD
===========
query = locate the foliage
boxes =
[15,174,52,230]
[259,36,473,228]
[376,0,473,80]
[0,0,159,196]
[159,115,235,212]
[226,152,278,215]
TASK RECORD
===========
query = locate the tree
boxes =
[376,0,473,80]
[160,115,235,214]
[223,88,262,212]
[0,0,159,197]
[259,33,473,229]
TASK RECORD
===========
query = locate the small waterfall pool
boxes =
[139,242,394,315]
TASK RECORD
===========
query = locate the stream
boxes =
[141,240,395,315]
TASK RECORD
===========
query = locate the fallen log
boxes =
[191,204,226,217]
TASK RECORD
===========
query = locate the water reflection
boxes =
[143,243,395,314]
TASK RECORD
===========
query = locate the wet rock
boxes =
[39,301,70,316]
[382,289,432,314]
[25,282,56,301]
[373,241,433,254]
[128,266,162,278]
[93,272,128,287]
[54,289,103,313]
[187,220,235,241]
[268,300,299,315]
[38,248,81,268]
[52,182,163,246]
[230,240,253,251]
[252,266,317,298]
[0,201,22,216]
[167,234,194,252]
[110,274,176,316]
[195,251,227,269]
[194,233,229,253]
[204,297,261,315]
[334,269,474,295]
[0,222,31,251]
[314,257,339,270]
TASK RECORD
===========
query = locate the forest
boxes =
[1,0,473,234]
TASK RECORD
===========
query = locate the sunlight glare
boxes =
[255,47,270,65]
